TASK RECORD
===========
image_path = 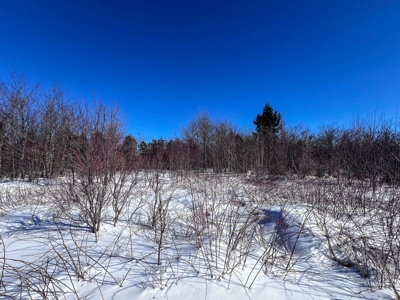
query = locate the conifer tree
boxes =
[254,103,282,135]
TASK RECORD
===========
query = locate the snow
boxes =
[0,175,396,299]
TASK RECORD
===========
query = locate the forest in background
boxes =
[0,74,400,189]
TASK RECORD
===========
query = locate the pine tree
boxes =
[122,134,137,166]
[253,103,282,135]
[253,103,282,175]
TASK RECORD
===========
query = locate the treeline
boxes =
[138,111,400,189]
[0,74,136,181]
[1,74,400,188]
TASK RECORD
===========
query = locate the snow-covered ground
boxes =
[0,174,397,299]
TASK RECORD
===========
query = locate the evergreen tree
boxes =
[122,135,137,159]
[138,141,148,154]
[253,103,283,175]
[253,103,282,135]
[122,134,137,168]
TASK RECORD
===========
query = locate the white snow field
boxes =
[0,173,398,299]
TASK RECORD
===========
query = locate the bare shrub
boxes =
[0,233,79,299]
[54,102,125,241]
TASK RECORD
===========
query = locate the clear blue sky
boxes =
[1,1,399,139]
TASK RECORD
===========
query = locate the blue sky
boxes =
[1,1,400,139]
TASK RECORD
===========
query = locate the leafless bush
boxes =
[0,233,80,299]
[47,219,128,288]
[297,176,400,298]
[110,170,144,226]
[182,173,268,282]
[53,102,127,241]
